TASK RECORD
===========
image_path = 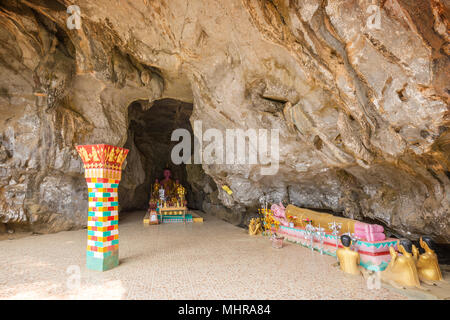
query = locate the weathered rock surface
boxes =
[0,0,448,241]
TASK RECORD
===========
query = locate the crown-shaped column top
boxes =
[76,144,129,170]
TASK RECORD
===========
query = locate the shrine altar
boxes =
[146,167,190,224]
[159,206,188,216]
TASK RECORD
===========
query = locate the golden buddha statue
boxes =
[381,239,421,288]
[152,179,160,198]
[415,236,443,282]
[284,205,384,241]
[176,180,186,206]
[336,235,361,275]
[147,179,160,209]
[248,218,262,236]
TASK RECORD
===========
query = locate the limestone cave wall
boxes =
[0,0,448,241]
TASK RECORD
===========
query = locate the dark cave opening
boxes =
[118,98,210,213]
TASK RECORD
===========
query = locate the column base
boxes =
[86,252,119,271]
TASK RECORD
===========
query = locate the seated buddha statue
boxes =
[381,239,421,288]
[415,236,443,282]
[174,179,181,198]
[152,179,160,198]
[160,168,176,199]
[337,235,361,276]
[175,179,187,206]
[148,179,161,209]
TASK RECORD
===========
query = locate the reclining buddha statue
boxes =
[274,204,386,242]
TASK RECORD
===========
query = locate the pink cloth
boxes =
[354,222,384,233]
[367,232,386,241]
[354,222,386,241]
[354,230,386,241]
[271,202,289,227]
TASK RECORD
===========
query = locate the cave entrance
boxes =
[118,98,203,215]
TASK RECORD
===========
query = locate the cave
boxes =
[0,0,449,300]
[118,98,208,213]
[0,0,447,244]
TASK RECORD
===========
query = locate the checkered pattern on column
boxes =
[86,178,119,268]
[76,144,128,271]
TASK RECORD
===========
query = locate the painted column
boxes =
[76,144,129,271]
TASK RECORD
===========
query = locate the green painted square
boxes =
[86,252,119,271]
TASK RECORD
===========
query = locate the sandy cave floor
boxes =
[0,211,408,300]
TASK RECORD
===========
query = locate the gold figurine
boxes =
[248,218,262,236]
[381,239,421,288]
[337,235,361,275]
[415,236,443,282]
[152,179,161,199]
[177,182,186,206]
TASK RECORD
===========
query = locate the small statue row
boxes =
[337,235,443,288]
